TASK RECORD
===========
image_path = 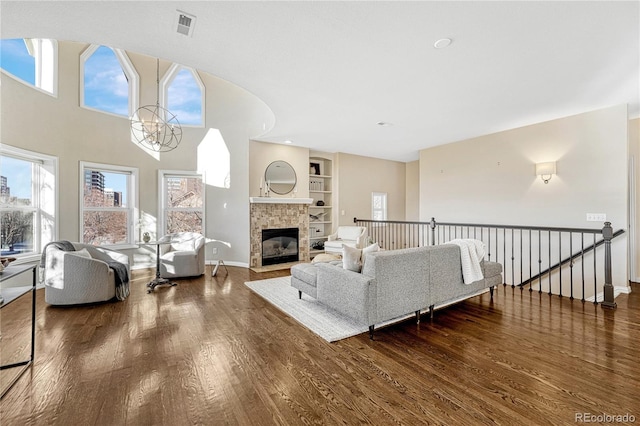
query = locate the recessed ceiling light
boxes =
[434,38,452,49]
[377,121,393,127]
[284,140,292,144]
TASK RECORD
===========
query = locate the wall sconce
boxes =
[535,161,556,184]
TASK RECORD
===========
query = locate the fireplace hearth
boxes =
[262,228,299,266]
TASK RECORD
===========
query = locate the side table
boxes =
[140,240,177,293]
[0,263,37,398]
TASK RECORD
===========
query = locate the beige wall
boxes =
[335,152,406,226]
[1,41,274,267]
[405,160,420,221]
[248,141,310,199]
[419,105,629,292]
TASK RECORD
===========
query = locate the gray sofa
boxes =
[291,244,502,339]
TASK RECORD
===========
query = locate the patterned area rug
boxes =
[244,276,412,342]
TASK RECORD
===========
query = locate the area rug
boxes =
[244,276,413,342]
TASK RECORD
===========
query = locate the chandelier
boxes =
[131,58,182,152]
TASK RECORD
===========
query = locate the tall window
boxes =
[80,162,137,246]
[372,192,387,221]
[80,45,139,117]
[159,171,204,235]
[162,64,205,126]
[0,38,57,95]
[1,146,57,257]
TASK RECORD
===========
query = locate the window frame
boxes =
[0,144,58,261]
[160,63,206,128]
[158,170,205,236]
[79,161,138,249]
[79,44,139,118]
[371,192,388,221]
[0,38,58,97]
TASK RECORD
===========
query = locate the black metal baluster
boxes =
[548,230,552,295]
[593,233,597,305]
[570,232,574,300]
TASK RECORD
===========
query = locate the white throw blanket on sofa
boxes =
[445,239,486,284]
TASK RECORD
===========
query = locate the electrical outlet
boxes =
[586,213,606,222]
[211,247,218,255]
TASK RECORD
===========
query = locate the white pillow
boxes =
[342,245,362,272]
[361,242,380,269]
[69,248,92,259]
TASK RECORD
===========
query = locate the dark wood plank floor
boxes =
[1,266,638,425]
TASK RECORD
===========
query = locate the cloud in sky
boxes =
[167,68,202,125]
[84,46,129,116]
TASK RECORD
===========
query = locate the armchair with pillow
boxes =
[159,232,205,278]
[43,242,130,305]
[324,226,368,254]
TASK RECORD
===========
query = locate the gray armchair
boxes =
[159,232,205,278]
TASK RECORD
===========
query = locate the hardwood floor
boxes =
[1,267,639,425]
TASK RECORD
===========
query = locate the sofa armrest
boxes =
[316,263,375,325]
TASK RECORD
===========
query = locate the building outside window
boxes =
[0,145,57,257]
[80,162,137,246]
[159,171,204,235]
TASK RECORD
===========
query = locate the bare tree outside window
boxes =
[164,175,203,234]
[1,156,36,255]
[81,167,132,246]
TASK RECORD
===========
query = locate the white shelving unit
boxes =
[309,157,332,258]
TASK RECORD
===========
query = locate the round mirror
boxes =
[265,160,297,195]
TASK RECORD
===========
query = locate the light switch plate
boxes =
[586,213,606,222]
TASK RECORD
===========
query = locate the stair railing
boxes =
[353,217,624,308]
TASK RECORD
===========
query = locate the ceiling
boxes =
[2,1,639,162]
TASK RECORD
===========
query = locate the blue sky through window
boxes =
[0,39,35,85]
[0,156,33,201]
[84,46,129,116]
[168,68,202,125]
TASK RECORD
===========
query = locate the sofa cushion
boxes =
[291,263,320,286]
[342,245,362,272]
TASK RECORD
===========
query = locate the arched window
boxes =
[0,38,58,95]
[161,64,205,127]
[80,45,139,117]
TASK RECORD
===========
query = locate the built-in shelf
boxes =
[309,156,333,258]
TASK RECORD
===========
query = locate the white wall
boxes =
[419,105,629,295]
[1,41,274,268]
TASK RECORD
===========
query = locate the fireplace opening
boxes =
[262,228,299,266]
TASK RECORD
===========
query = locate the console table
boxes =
[0,263,37,398]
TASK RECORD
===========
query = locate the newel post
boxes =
[601,221,617,309]
[430,217,437,246]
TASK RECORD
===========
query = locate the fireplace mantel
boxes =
[249,197,313,204]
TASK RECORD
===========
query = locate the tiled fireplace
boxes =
[249,198,312,268]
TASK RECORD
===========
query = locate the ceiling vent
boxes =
[176,10,196,37]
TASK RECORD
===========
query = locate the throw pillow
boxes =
[68,248,92,259]
[342,245,362,272]
[361,242,380,270]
